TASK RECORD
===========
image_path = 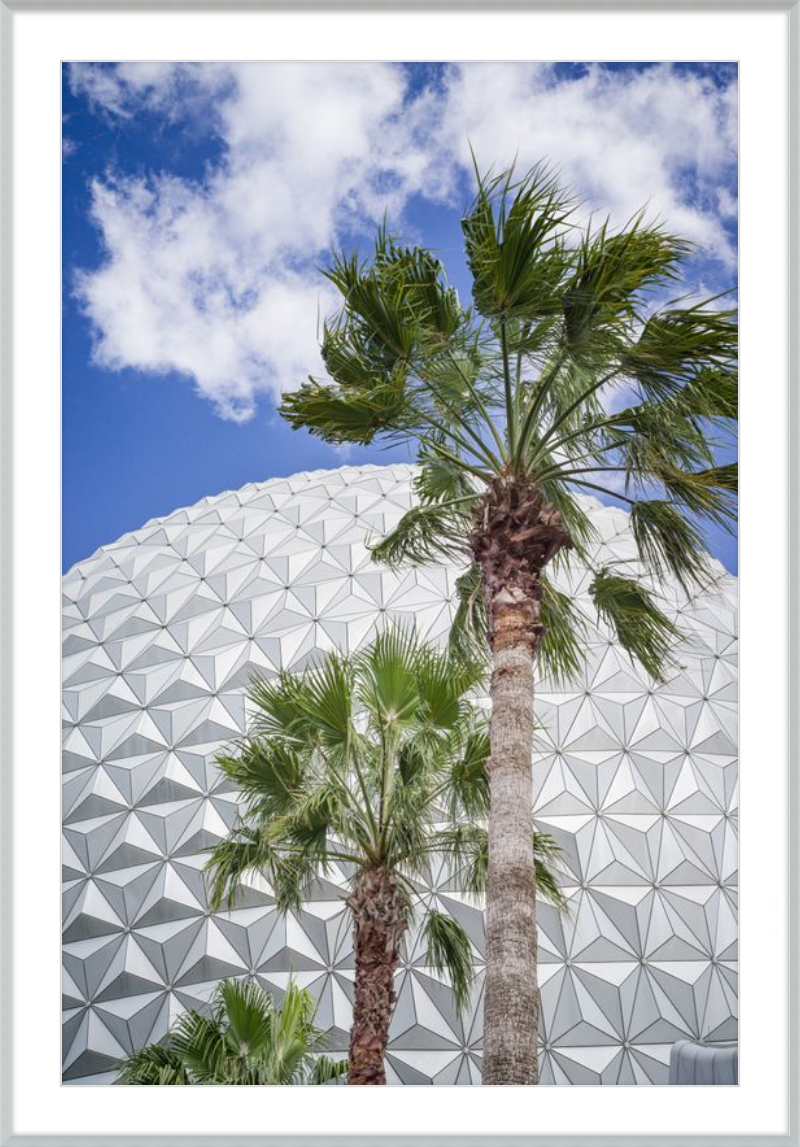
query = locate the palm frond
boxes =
[248,654,354,751]
[170,1008,227,1083]
[422,910,476,1015]
[537,576,588,686]
[620,302,738,404]
[216,740,304,817]
[536,477,598,559]
[369,231,465,342]
[204,827,270,912]
[321,322,392,389]
[279,375,416,446]
[414,348,499,439]
[413,451,478,506]
[356,626,423,731]
[414,645,484,733]
[218,979,275,1060]
[205,827,318,914]
[563,216,691,367]
[276,786,341,860]
[603,399,716,481]
[537,360,605,434]
[309,1055,349,1085]
[268,980,325,1085]
[448,564,489,661]
[443,721,491,820]
[431,824,489,895]
[330,272,418,362]
[630,499,713,593]
[369,499,471,568]
[589,568,681,681]
[656,463,737,532]
[116,980,340,1086]
[115,1043,189,1086]
[385,778,437,871]
[463,161,574,326]
[677,364,738,421]
[323,231,467,380]
[533,832,569,911]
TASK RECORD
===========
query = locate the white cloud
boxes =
[70,62,737,421]
[69,62,232,120]
[76,176,329,421]
[62,113,78,160]
[430,63,737,261]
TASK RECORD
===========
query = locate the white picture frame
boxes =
[1,3,797,1144]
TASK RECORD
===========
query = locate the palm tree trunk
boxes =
[470,476,572,1086]
[346,866,407,1085]
[482,585,540,1085]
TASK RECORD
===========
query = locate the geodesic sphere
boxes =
[62,464,738,1085]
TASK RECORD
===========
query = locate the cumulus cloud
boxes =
[69,62,232,120]
[433,64,738,261]
[69,62,737,421]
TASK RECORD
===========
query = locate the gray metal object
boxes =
[669,1040,738,1085]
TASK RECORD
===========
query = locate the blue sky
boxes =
[63,62,738,573]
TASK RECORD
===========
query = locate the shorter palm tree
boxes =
[205,629,565,1085]
[116,978,347,1085]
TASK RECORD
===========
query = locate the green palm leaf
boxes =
[280,375,415,446]
[431,824,567,911]
[356,626,425,730]
[463,161,573,325]
[216,740,304,817]
[630,499,713,593]
[444,722,491,820]
[369,498,473,567]
[248,655,353,750]
[115,1043,189,1086]
[620,303,737,403]
[537,577,589,686]
[589,568,681,681]
[448,564,488,661]
[219,979,275,1060]
[204,828,269,912]
[657,463,737,531]
[309,1055,350,1085]
[562,216,690,368]
[117,980,346,1086]
[422,910,476,1015]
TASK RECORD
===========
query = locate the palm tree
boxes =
[204,629,565,1085]
[116,978,347,1085]
[278,163,738,1083]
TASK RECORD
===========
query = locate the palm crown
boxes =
[116,978,347,1085]
[281,163,737,677]
[205,629,564,1083]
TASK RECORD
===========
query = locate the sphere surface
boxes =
[62,464,738,1084]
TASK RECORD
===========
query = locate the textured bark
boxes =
[470,476,572,1086]
[469,475,573,652]
[346,866,407,1085]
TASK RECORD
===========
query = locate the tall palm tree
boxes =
[204,629,565,1085]
[279,163,738,1083]
[116,978,348,1085]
